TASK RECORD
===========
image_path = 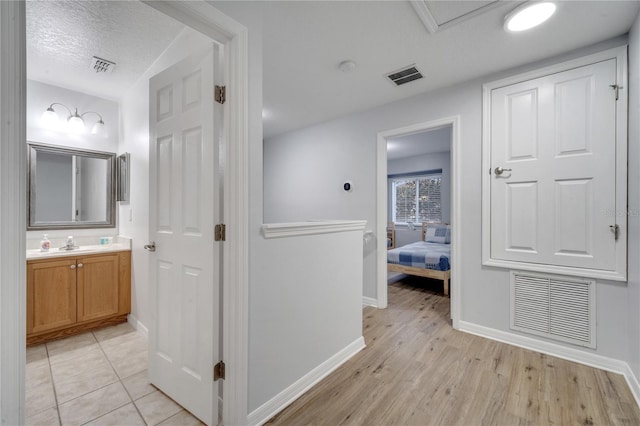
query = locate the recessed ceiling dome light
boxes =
[504,1,557,32]
[338,60,357,72]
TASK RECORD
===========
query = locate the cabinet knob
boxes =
[77,263,83,268]
[70,265,76,269]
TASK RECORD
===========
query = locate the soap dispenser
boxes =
[40,234,51,252]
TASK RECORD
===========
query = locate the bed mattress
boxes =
[387,241,450,271]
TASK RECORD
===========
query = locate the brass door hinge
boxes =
[215,224,226,242]
[214,361,225,381]
[215,85,226,104]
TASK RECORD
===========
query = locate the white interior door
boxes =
[148,45,220,425]
[490,59,617,270]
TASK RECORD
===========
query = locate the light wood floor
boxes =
[267,277,640,425]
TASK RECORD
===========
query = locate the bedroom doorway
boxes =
[376,116,461,327]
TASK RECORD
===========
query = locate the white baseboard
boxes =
[127,313,148,338]
[362,296,378,307]
[247,336,366,426]
[458,321,640,407]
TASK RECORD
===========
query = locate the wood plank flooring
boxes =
[267,277,640,425]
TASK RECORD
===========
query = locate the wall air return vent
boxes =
[386,65,423,86]
[510,271,595,348]
[90,56,116,74]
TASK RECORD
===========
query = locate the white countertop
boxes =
[27,243,131,260]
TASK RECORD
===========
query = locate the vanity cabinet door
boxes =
[27,258,77,334]
[77,254,120,322]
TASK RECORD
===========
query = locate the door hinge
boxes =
[610,84,621,101]
[215,85,226,104]
[610,224,620,241]
[214,360,225,381]
[215,224,226,242]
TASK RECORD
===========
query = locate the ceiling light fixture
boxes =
[504,1,557,32]
[41,103,105,135]
[338,60,357,73]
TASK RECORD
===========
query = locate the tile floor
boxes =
[26,322,204,426]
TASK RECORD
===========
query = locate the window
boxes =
[391,171,442,224]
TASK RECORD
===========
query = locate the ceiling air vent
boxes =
[386,65,423,86]
[90,56,116,74]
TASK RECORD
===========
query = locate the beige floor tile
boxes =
[83,403,145,426]
[58,382,130,426]
[111,350,148,379]
[122,370,157,400]
[93,322,136,343]
[157,410,205,426]
[25,378,56,417]
[100,335,148,379]
[25,406,60,426]
[135,390,183,425]
[46,332,97,359]
[26,344,48,364]
[53,363,119,404]
[49,345,107,377]
[26,359,52,391]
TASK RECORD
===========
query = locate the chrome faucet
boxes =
[60,236,78,250]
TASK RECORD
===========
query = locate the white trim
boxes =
[481,46,628,282]
[247,337,366,426]
[0,3,27,425]
[376,116,462,329]
[262,220,367,239]
[127,314,149,338]
[458,321,640,407]
[410,0,503,34]
[362,296,378,307]
[139,2,250,424]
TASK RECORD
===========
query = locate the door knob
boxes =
[494,166,513,176]
[70,264,76,269]
[77,263,83,268]
[144,242,156,252]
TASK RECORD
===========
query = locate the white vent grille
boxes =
[511,271,595,348]
[90,56,115,74]
[386,65,423,86]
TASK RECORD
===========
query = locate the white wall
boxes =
[262,36,638,368]
[26,80,120,242]
[118,26,212,330]
[626,11,640,382]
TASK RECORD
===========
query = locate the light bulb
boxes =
[41,107,59,129]
[67,115,85,133]
[91,119,105,135]
[505,1,556,32]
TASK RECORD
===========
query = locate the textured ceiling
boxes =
[25,1,640,139]
[26,0,184,101]
[257,0,640,138]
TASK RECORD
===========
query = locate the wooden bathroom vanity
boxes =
[26,247,131,345]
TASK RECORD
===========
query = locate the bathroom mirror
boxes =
[27,142,116,230]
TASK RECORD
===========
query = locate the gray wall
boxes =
[263,35,637,369]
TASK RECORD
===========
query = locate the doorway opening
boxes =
[376,116,461,327]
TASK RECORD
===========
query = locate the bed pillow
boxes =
[424,224,451,244]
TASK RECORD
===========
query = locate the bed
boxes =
[387,223,451,296]
[387,222,395,249]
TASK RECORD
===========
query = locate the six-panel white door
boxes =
[148,45,219,425]
[490,59,618,270]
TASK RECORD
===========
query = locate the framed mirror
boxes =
[27,142,116,230]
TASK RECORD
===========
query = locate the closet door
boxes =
[489,58,619,271]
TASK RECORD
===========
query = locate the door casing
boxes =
[0,2,250,424]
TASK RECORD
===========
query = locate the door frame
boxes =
[376,116,461,329]
[0,1,249,424]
